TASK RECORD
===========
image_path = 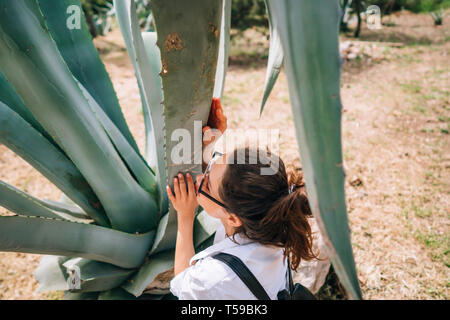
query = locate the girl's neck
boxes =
[221,219,236,237]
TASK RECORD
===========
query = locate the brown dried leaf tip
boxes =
[164,33,183,53]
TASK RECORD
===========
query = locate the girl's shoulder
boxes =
[170,256,254,299]
[191,256,239,286]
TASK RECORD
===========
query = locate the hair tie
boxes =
[288,184,295,194]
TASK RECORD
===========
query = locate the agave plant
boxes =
[430,7,446,26]
[0,0,362,300]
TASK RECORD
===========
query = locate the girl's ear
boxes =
[226,213,242,228]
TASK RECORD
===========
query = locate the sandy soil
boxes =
[0,11,448,299]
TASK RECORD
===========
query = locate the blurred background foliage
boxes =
[81,0,153,37]
[368,0,450,13]
[80,0,450,38]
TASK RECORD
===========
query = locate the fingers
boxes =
[167,185,175,203]
[206,97,227,135]
[212,97,218,110]
[202,126,216,147]
[202,126,210,134]
[214,98,227,133]
[178,173,187,198]
[217,109,227,133]
[186,173,196,196]
[167,173,196,207]
[173,176,181,198]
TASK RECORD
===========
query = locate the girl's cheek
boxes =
[197,196,209,212]
[196,193,205,207]
[196,195,217,217]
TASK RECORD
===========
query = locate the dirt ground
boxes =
[0,11,448,299]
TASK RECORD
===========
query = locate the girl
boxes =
[166,100,318,300]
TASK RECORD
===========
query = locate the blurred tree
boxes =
[81,0,152,38]
[231,0,267,31]
[340,0,449,37]
[81,0,114,38]
[340,0,351,31]
[365,0,450,13]
[354,0,363,37]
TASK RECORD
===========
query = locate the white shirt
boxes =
[170,224,289,300]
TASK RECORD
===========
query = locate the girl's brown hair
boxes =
[219,147,318,271]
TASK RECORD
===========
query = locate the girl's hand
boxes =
[167,173,198,223]
[203,97,227,147]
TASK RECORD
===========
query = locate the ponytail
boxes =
[219,147,319,272]
[260,169,318,271]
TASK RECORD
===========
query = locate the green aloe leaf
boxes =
[62,258,135,293]
[0,180,90,223]
[0,0,157,233]
[35,255,71,292]
[0,101,109,226]
[114,1,167,216]
[213,0,232,99]
[148,0,223,255]
[260,0,284,116]
[0,216,155,269]
[267,0,362,299]
[37,0,139,154]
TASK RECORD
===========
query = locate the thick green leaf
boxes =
[193,210,222,247]
[141,31,167,214]
[195,233,215,254]
[0,0,156,233]
[122,210,219,297]
[267,0,362,299]
[139,293,165,300]
[0,72,59,149]
[0,101,109,226]
[64,292,99,300]
[37,0,139,154]
[147,0,223,254]
[114,1,167,216]
[62,258,135,293]
[35,255,71,292]
[148,208,177,255]
[98,287,137,300]
[78,81,158,199]
[260,0,284,115]
[213,0,232,99]
[121,249,174,297]
[0,180,90,223]
[0,216,155,269]
[40,199,88,220]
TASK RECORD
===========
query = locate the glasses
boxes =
[198,151,228,210]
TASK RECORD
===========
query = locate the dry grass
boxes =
[0,11,449,299]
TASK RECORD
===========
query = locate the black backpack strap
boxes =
[212,252,271,300]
